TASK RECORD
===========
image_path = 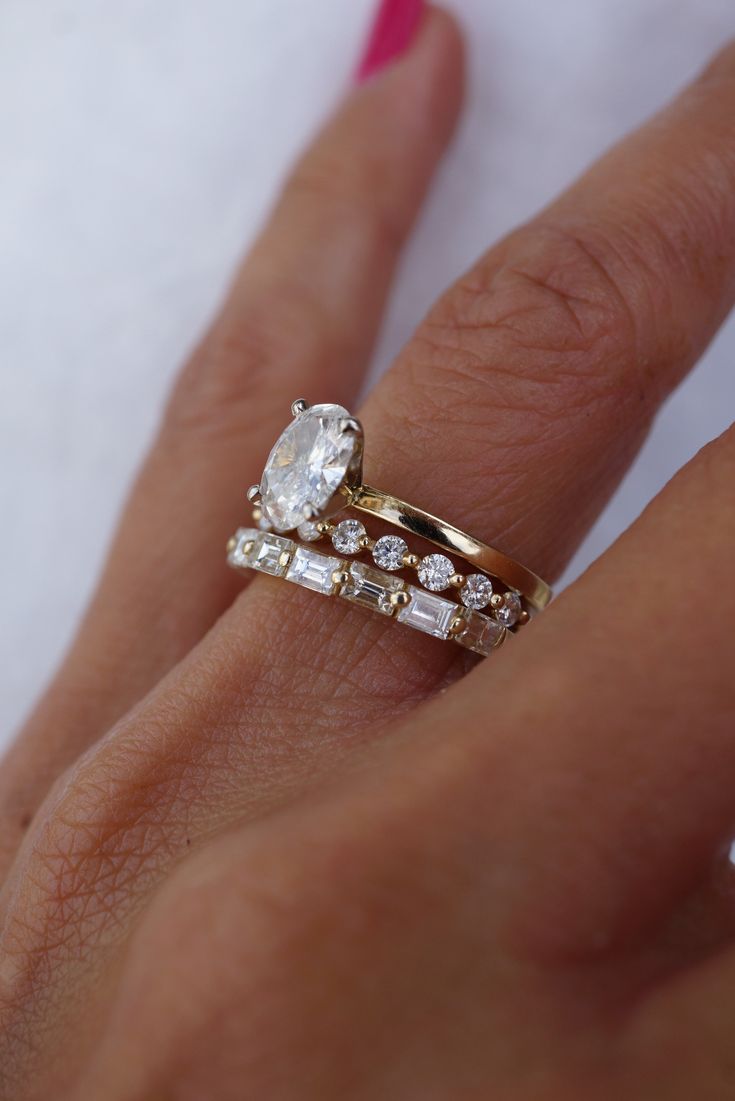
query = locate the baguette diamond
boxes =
[253,533,294,576]
[286,546,343,595]
[397,586,457,639]
[228,528,259,569]
[341,561,405,616]
[455,610,505,656]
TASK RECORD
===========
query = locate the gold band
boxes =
[227,528,508,658]
[350,485,551,612]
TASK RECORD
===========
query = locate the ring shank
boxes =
[351,484,552,611]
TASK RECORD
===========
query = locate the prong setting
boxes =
[389,590,411,609]
[291,398,309,417]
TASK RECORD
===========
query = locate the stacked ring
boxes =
[227,527,506,658]
[226,399,552,657]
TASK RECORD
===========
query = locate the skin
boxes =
[1,7,735,1098]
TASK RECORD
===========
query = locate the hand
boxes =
[2,5,735,1098]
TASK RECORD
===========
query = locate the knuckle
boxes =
[374,220,652,500]
[413,221,644,420]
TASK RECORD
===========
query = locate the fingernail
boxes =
[355,0,427,83]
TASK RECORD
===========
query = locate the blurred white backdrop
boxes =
[1,0,733,744]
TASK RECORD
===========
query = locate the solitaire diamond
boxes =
[372,534,407,571]
[496,591,522,628]
[460,574,493,610]
[286,546,342,595]
[397,587,457,639]
[417,554,455,592]
[331,519,366,555]
[260,403,360,532]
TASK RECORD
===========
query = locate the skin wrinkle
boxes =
[8,33,735,1101]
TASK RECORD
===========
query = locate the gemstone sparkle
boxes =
[253,533,293,576]
[341,561,405,616]
[417,553,455,592]
[259,403,359,532]
[331,519,366,555]
[286,546,342,595]
[372,534,408,571]
[228,528,259,568]
[455,610,505,656]
[397,587,457,639]
[297,519,321,542]
[496,591,522,627]
[460,574,494,610]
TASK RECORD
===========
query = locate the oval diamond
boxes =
[260,404,360,532]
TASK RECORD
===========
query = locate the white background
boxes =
[1,0,734,745]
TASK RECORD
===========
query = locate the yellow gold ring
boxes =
[245,399,552,617]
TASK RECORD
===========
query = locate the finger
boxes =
[207,37,735,724]
[314,419,735,977]
[446,418,735,969]
[6,38,735,1066]
[71,425,735,1100]
[0,5,464,866]
[7,36,735,1081]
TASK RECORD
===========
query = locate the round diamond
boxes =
[297,520,321,542]
[496,591,522,627]
[260,403,360,532]
[460,574,494,610]
[332,519,366,555]
[417,553,455,592]
[372,534,408,571]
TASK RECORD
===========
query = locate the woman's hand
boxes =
[2,5,735,1098]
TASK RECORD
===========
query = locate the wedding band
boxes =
[227,528,507,658]
[245,399,552,614]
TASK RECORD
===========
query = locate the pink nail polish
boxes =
[355,0,427,83]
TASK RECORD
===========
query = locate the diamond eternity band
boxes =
[227,528,506,658]
[254,512,526,627]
